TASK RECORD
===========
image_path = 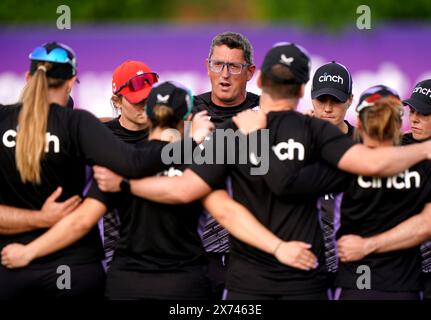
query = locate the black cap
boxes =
[261,42,310,84]
[29,42,77,79]
[403,79,431,115]
[356,85,400,113]
[146,81,193,121]
[311,62,352,102]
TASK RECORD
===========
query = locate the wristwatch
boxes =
[120,178,131,193]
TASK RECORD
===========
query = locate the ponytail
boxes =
[151,105,178,129]
[16,63,51,184]
[356,96,403,145]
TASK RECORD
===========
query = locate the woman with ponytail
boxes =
[0,43,213,300]
[3,81,211,300]
[266,85,431,299]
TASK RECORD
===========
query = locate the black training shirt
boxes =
[193,91,259,127]
[190,110,355,295]
[87,140,207,273]
[0,103,181,266]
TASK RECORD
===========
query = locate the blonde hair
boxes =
[355,96,403,145]
[16,62,65,184]
[151,105,178,129]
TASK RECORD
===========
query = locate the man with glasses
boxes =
[193,32,258,299]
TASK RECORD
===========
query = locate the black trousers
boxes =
[0,262,105,300]
[337,288,420,300]
[226,289,329,300]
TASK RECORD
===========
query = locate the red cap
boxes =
[112,60,154,104]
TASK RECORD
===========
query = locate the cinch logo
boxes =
[319,73,344,85]
[357,169,420,189]
[2,129,60,153]
[272,139,305,161]
[413,86,431,98]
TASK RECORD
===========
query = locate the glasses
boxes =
[114,73,159,95]
[208,60,249,75]
[29,44,77,75]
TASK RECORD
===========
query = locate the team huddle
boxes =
[1,32,431,300]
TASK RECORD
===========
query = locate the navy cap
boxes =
[311,62,352,103]
[403,79,431,116]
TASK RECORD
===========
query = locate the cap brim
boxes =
[311,87,349,103]
[122,86,152,104]
[403,98,431,115]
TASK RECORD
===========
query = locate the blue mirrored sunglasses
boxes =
[29,45,77,73]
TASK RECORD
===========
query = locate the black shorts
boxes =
[105,264,210,300]
[0,261,105,300]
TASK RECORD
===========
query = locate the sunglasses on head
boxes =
[29,45,77,74]
[114,73,159,95]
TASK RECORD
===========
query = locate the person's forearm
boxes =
[130,169,212,204]
[130,176,186,204]
[367,205,431,254]
[374,143,429,176]
[339,143,430,177]
[203,190,281,255]
[0,205,45,235]
[25,198,106,260]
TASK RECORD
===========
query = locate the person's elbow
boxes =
[362,161,387,176]
[171,188,195,204]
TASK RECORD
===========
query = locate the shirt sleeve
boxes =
[260,116,355,196]
[70,110,196,179]
[274,162,352,197]
[312,119,357,166]
[188,120,238,190]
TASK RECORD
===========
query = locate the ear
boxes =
[246,64,256,81]
[66,76,77,91]
[206,58,211,77]
[111,95,122,109]
[256,70,263,89]
[25,71,30,82]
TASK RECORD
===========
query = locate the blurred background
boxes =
[0,0,430,126]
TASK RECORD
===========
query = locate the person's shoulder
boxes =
[0,102,20,112]
[402,133,417,145]
[66,108,100,126]
[104,117,120,130]
[194,92,212,106]
[246,91,260,104]
[268,109,306,122]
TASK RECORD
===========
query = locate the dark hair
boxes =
[208,32,253,65]
[356,96,403,144]
[261,65,302,99]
